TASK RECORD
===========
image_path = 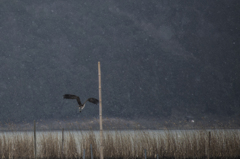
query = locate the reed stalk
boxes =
[0,129,239,158]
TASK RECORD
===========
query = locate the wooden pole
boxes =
[90,144,93,159]
[61,128,64,158]
[144,149,147,159]
[83,149,85,159]
[208,131,211,159]
[34,120,37,159]
[98,61,104,159]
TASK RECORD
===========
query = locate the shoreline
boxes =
[0,116,239,131]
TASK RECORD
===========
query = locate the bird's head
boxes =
[79,104,85,113]
[79,107,82,113]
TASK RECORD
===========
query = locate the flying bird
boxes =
[63,94,99,112]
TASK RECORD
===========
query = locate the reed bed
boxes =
[0,130,239,158]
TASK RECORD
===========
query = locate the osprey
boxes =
[63,94,99,112]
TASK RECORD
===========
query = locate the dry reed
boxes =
[0,129,239,158]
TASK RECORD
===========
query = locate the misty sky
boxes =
[0,0,239,123]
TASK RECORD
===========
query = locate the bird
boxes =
[63,94,99,112]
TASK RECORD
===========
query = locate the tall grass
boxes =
[0,130,239,158]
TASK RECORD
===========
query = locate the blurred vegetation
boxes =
[0,0,239,123]
[0,130,240,158]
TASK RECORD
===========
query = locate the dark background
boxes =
[0,0,239,125]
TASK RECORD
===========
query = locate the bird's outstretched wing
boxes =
[63,94,82,105]
[87,98,99,104]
